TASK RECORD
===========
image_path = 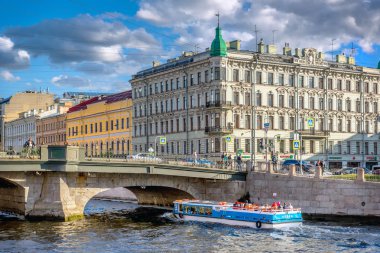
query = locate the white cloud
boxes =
[0,36,30,69]
[0,70,20,82]
[137,0,380,54]
[51,75,90,88]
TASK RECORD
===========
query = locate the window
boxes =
[319,98,324,110]
[245,70,251,83]
[374,102,378,113]
[279,73,284,85]
[268,73,274,85]
[346,80,351,91]
[279,95,284,107]
[289,74,295,86]
[365,102,369,113]
[328,79,333,90]
[197,72,201,84]
[347,141,351,154]
[256,71,262,84]
[309,76,314,88]
[299,96,304,109]
[337,79,342,90]
[205,70,209,82]
[337,99,342,111]
[245,115,251,129]
[279,116,285,129]
[289,116,295,130]
[190,74,194,86]
[309,96,315,109]
[257,115,262,129]
[161,82,164,93]
[364,82,369,93]
[214,67,220,80]
[356,141,361,154]
[268,93,274,107]
[176,78,180,89]
[356,120,361,133]
[166,80,169,90]
[374,83,378,94]
[356,100,361,112]
[318,77,323,89]
[346,99,351,112]
[256,93,262,106]
[299,75,304,87]
[347,119,351,132]
[245,92,251,106]
[288,95,295,108]
[269,116,274,130]
[328,98,333,110]
[233,92,240,105]
[233,69,239,82]
[338,119,343,131]
[356,81,360,92]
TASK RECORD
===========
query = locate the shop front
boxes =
[347,161,360,167]
[328,156,342,169]
[365,156,379,170]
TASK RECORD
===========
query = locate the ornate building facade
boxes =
[131,25,380,170]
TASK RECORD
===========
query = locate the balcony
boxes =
[205,126,233,135]
[298,129,330,138]
[205,101,232,109]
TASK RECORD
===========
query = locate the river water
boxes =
[0,199,379,253]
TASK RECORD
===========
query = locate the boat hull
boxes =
[174,214,301,229]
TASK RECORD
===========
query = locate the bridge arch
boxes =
[0,177,26,215]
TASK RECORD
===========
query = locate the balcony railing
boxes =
[299,129,330,137]
[205,126,233,134]
[205,101,232,108]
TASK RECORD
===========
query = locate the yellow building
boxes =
[66,91,133,157]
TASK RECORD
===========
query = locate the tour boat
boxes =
[173,199,302,229]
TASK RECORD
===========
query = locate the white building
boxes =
[4,104,67,153]
[130,24,380,170]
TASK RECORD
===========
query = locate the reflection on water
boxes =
[0,199,379,253]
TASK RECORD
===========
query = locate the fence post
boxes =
[356,168,365,182]
[314,166,323,179]
[289,164,296,176]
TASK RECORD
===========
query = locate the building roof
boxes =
[0,96,11,105]
[67,90,132,113]
[63,91,113,98]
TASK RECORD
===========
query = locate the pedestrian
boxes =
[223,154,228,168]
[237,154,242,171]
[24,137,35,159]
[221,152,225,162]
[228,154,232,169]
[193,151,198,165]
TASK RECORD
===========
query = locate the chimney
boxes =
[347,56,355,65]
[283,43,292,56]
[294,48,302,57]
[258,38,265,53]
[336,53,346,63]
[267,44,277,54]
[152,61,161,67]
[228,40,241,50]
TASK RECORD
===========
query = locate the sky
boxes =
[0,0,379,98]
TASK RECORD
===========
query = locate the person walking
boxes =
[193,151,198,165]
[228,154,232,169]
[24,137,35,159]
[237,154,242,171]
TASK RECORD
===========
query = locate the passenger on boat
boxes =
[271,202,278,209]
[288,203,293,209]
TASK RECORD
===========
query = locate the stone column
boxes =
[267,162,273,174]
[315,166,323,179]
[356,168,365,182]
[289,164,296,176]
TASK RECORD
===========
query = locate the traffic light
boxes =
[259,139,264,151]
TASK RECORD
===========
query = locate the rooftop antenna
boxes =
[350,42,357,57]
[254,24,260,52]
[331,38,336,61]
[272,30,278,45]
[194,44,200,54]
[215,11,220,28]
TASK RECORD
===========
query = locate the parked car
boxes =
[372,165,380,175]
[131,153,163,162]
[281,160,314,173]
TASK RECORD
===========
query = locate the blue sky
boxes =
[0,0,379,98]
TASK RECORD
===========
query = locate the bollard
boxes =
[356,168,365,182]
[267,162,273,174]
[289,164,296,176]
[315,166,323,179]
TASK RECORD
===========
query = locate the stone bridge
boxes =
[0,146,246,221]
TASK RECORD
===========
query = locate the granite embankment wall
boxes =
[246,168,380,218]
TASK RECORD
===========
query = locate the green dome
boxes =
[210,26,227,57]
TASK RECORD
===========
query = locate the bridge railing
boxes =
[0,147,41,160]
[84,154,248,172]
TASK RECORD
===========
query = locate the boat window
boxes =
[184,206,191,213]
[199,207,205,215]
[205,207,212,216]
[179,204,183,212]
[190,207,197,214]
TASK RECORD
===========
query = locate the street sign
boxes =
[236,149,243,156]
[293,140,300,150]
[225,136,232,143]
[159,137,166,145]
[264,122,270,129]
[307,117,314,128]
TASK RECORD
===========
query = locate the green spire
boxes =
[210,14,227,57]
[378,60,380,69]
